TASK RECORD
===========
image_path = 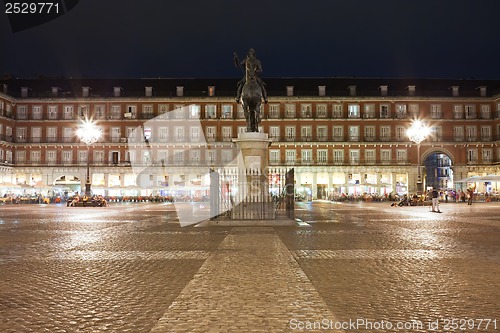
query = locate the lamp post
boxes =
[76,120,101,197]
[407,120,430,193]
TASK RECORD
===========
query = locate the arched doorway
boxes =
[422,151,454,190]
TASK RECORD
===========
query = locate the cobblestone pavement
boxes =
[0,201,498,332]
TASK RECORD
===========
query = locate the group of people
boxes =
[67,194,108,207]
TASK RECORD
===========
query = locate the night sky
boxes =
[1,0,500,79]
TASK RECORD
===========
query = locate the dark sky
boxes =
[1,0,500,79]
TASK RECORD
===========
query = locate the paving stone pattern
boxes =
[0,201,498,332]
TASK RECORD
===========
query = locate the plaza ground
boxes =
[0,201,498,332]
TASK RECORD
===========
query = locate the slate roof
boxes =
[1,77,500,98]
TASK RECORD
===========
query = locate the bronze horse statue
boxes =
[234,49,266,132]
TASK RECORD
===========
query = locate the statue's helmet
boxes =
[248,48,256,56]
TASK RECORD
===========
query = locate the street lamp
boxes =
[407,120,430,193]
[76,120,101,196]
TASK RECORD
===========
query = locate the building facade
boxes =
[0,77,499,200]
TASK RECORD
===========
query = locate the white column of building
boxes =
[120,173,126,187]
[327,171,332,199]
[344,171,350,195]
[391,172,397,194]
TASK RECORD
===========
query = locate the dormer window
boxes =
[318,85,326,97]
[208,86,215,97]
[379,85,388,96]
[407,85,416,96]
[82,87,90,98]
[51,87,60,97]
[176,86,184,97]
[451,86,459,97]
[113,87,122,97]
[348,85,356,96]
[478,86,487,97]
[286,86,294,96]
[145,86,153,97]
[21,87,29,98]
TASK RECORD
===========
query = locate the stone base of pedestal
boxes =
[196,217,296,227]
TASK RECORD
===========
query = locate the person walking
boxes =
[431,188,440,212]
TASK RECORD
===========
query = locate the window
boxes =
[482,149,493,163]
[453,105,463,119]
[94,150,105,164]
[62,150,73,164]
[380,105,390,118]
[480,126,491,141]
[381,149,391,163]
[317,149,327,164]
[349,150,360,164]
[175,127,185,142]
[32,106,43,119]
[395,126,406,141]
[174,150,184,164]
[316,104,327,118]
[332,126,343,141]
[285,126,296,141]
[190,150,201,164]
[480,105,490,119]
[46,151,57,164]
[364,104,375,118]
[409,104,419,118]
[285,104,296,118]
[301,126,312,141]
[207,150,217,164]
[465,105,476,119]
[333,150,344,164]
[16,150,26,163]
[332,104,343,118]
[31,127,41,143]
[300,104,312,118]
[466,126,477,142]
[453,126,464,141]
[48,105,58,120]
[467,149,478,163]
[125,105,136,119]
[269,126,280,140]
[396,150,407,163]
[94,105,105,119]
[222,126,232,142]
[205,105,217,119]
[348,104,360,118]
[221,150,233,163]
[158,104,169,115]
[78,105,89,118]
[348,126,359,141]
[365,150,375,164]
[270,150,280,164]
[430,126,442,142]
[301,149,312,163]
[174,105,185,119]
[63,127,72,143]
[110,105,121,119]
[364,126,375,141]
[221,105,232,119]
[380,126,391,141]
[158,127,169,142]
[395,104,406,119]
[317,126,327,141]
[30,150,41,163]
[17,106,28,119]
[285,150,296,163]
[206,127,216,142]
[430,104,442,119]
[143,105,154,119]
[237,104,245,119]
[190,127,200,142]
[269,104,280,118]
[111,127,121,143]
[16,127,27,143]
[76,150,86,165]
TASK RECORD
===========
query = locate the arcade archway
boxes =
[422,151,454,190]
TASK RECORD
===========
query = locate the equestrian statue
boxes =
[234,48,268,132]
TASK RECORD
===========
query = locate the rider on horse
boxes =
[234,48,268,104]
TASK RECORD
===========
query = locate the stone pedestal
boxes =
[231,132,275,220]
